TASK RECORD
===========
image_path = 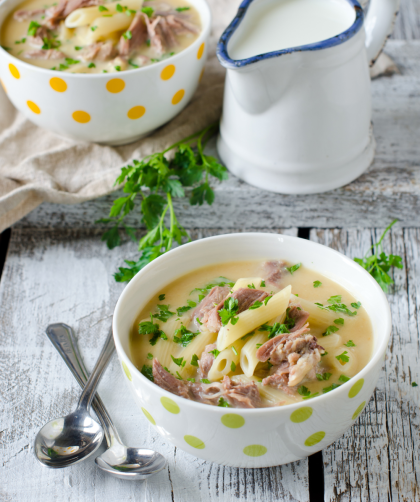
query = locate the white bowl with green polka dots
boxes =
[0,0,210,145]
[113,232,391,467]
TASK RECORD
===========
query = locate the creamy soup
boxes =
[130,260,373,408]
[228,0,356,60]
[1,0,201,73]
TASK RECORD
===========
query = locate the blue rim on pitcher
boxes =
[217,0,364,68]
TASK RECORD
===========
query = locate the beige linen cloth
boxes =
[0,0,398,232]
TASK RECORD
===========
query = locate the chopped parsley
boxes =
[313,280,322,288]
[323,383,341,393]
[249,300,263,310]
[191,277,234,296]
[176,300,197,316]
[412,382,418,387]
[158,293,165,301]
[322,325,339,337]
[336,351,350,364]
[231,361,236,372]
[315,302,357,317]
[247,283,255,289]
[98,4,108,10]
[338,375,350,383]
[152,304,175,322]
[175,6,190,11]
[260,280,266,287]
[115,65,121,71]
[90,25,98,31]
[321,351,328,356]
[201,378,211,384]
[128,59,139,68]
[231,346,238,356]
[75,46,82,50]
[173,325,198,346]
[65,57,79,65]
[27,21,40,36]
[14,38,26,44]
[241,331,254,341]
[219,297,239,326]
[1,46,11,51]
[256,343,262,349]
[196,317,203,325]
[267,322,289,340]
[334,318,344,325]
[328,295,342,304]
[141,6,154,16]
[209,348,220,358]
[264,296,272,305]
[316,373,332,381]
[87,62,96,68]
[297,385,319,400]
[116,3,123,11]
[344,340,356,347]
[218,397,231,407]
[351,301,361,309]
[187,377,195,383]
[190,354,199,367]
[138,320,167,346]
[146,352,153,360]
[171,355,185,367]
[286,263,301,275]
[123,29,132,40]
[141,364,154,382]
[176,371,183,380]
[258,323,271,332]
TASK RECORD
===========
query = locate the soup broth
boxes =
[130,260,373,408]
[1,0,201,73]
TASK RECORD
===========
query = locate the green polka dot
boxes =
[290,406,313,423]
[348,378,364,398]
[122,361,132,381]
[184,435,205,449]
[141,407,156,425]
[160,396,180,414]
[221,413,245,429]
[352,401,366,420]
[304,431,325,447]
[243,445,267,457]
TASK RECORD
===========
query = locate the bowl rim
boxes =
[113,231,392,415]
[0,0,211,78]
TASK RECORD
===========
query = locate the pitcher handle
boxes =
[364,0,400,66]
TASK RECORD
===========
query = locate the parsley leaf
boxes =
[354,220,403,292]
[190,354,199,367]
[141,6,154,16]
[247,283,255,289]
[219,297,239,326]
[187,377,195,383]
[297,385,319,400]
[316,373,332,381]
[201,378,211,384]
[260,280,266,287]
[98,5,108,10]
[171,355,184,367]
[313,280,322,288]
[231,346,238,356]
[141,364,154,382]
[147,352,153,360]
[344,340,356,347]
[175,6,190,11]
[231,361,236,372]
[158,293,165,301]
[336,351,350,364]
[323,325,339,336]
[286,263,301,275]
[351,301,361,309]
[412,382,418,387]
[249,300,263,310]
[315,302,357,317]
[328,295,342,304]
[209,348,220,358]
[152,304,175,322]
[338,375,350,383]
[27,21,40,36]
[334,318,344,325]
[176,300,196,316]
[267,322,289,340]
[173,325,198,346]
[323,383,341,393]
[218,397,231,407]
[138,320,167,346]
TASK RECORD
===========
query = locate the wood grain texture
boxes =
[0,227,314,502]
[14,40,420,230]
[310,227,420,502]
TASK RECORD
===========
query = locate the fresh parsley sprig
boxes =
[354,219,403,292]
[98,124,228,282]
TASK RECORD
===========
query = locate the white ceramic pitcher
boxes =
[216,0,400,194]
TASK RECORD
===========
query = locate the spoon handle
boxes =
[46,323,122,447]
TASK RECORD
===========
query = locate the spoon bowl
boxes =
[34,411,104,468]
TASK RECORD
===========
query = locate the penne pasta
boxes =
[217,285,292,351]
[86,13,134,43]
[207,339,246,381]
[65,0,143,28]
[168,330,217,377]
[329,347,357,375]
[232,277,265,292]
[292,295,357,328]
[316,333,342,350]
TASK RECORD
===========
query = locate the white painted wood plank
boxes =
[14,40,420,230]
[392,0,420,39]
[0,227,311,502]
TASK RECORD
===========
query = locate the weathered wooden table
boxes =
[1,16,420,502]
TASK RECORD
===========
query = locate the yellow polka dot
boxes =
[172,89,185,105]
[50,77,67,93]
[160,64,175,80]
[127,105,146,120]
[122,361,132,381]
[72,110,91,124]
[352,401,366,420]
[199,68,204,82]
[9,63,20,79]
[27,100,41,114]
[243,445,267,457]
[290,407,313,423]
[184,435,205,449]
[1,79,7,93]
[348,378,364,398]
[141,407,156,425]
[221,414,245,429]
[304,431,325,447]
[197,42,205,60]
[160,396,180,414]
[106,78,125,93]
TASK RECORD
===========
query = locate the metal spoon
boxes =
[36,323,166,479]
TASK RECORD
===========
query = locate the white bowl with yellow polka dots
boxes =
[113,232,391,467]
[0,0,210,145]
